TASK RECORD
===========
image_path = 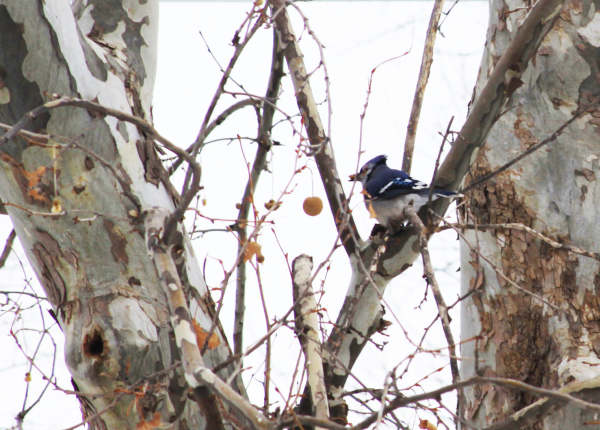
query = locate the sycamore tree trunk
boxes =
[0,2,241,428]
[460,0,600,428]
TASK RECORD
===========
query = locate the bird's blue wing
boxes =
[365,168,428,200]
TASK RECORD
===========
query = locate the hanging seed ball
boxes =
[303,196,323,216]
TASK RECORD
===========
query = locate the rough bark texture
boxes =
[460,1,600,428]
[0,2,240,428]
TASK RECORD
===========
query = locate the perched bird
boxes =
[350,155,460,232]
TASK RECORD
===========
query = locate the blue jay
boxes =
[350,155,460,231]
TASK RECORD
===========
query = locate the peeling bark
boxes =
[460,1,600,428]
[0,2,241,428]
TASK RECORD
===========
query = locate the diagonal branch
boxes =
[351,375,600,430]
[402,0,446,174]
[434,0,564,191]
[191,5,265,154]
[460,98,598,192]
[403,206,459,385]
[145,208,270,430]
[0,228,15,268]
[379,0,564,272]
[169,98,260,176]
[270,0,361,257]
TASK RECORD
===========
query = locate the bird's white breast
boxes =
[370,194,430,228]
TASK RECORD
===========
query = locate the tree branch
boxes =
[439,222,600,262]
[0,95,201,241]
[169,98,260,176]
[352,375,600,430]
[233,28,284,362]
[461,98,598,193]
[292,254,329,426]
[270,0,361,257]
[144,208,269,430]
[435,0,563,190]
[402,0,446,173]
[177,4,268,182]
[403,206,459,385]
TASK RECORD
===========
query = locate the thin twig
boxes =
[178,4,268,188]
[169,98,260,175]
[351,375,600,430]
[403,206,459,386]
[439,222,600,261]
[233,28,284,362]
[434,214,563,312]
[427,116,454,205]
[201,152,303,355]
[461,99,599,193]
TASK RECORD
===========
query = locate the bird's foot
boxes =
[370,224,387,237]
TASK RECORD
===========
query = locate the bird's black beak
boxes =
[349,173,357,181]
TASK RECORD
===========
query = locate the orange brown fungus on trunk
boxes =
[192,319,220,351]
[0,152,55,205]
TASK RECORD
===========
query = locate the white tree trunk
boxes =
[460,1,600,428]
[0,2,240,428]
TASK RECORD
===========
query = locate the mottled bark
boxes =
[0,2,240,428]
[460,1,600,428]
[292,254,329,425]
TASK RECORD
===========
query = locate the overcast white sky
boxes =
[0,2,488,428]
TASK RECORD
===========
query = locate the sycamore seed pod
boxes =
[302,196,323,216]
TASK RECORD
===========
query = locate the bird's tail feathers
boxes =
[433,189,463,198]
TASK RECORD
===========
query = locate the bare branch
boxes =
[170,98,260,176]
[292,254,329,425]
[178,4,268,179]
[145,208,270,430]
[435,214,563,312]
[270,0,361,256]
[439,222,600,262]
[277,414,347,430]
[426,116,454,206]
[461,98,599,193]
[352,375,600,430]
[233,28,285,362]
[0,95,202,243]
[402,0,446,173]
[0,228,16,268]
[403,206,459,385]
[435,0,563,190]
